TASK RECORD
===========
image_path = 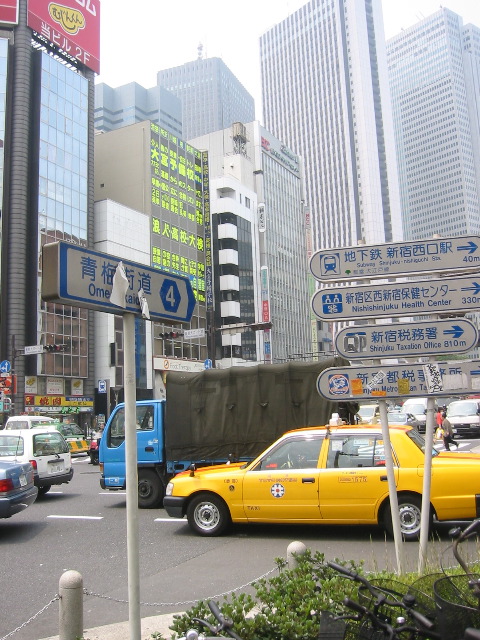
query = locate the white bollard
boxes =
[59,570,83,640]
[287,540,306,569]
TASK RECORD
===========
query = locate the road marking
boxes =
[47,515,103,520]
[99,491,126,496]
[154,517,185,523]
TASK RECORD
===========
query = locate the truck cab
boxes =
[99,400,165,508]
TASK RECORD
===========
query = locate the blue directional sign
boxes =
[317,360,480,400]
[0,360,11,374]
[310,235,480,282]
[312,275,480,321]
[42,241,196,323]
[335,319,478,359]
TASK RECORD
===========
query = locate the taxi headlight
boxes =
[166,482,174,496]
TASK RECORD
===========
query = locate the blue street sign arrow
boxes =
[42,241,196,323]
[458,241,478,254]
[461,282,480,295]
[443,325,464,339]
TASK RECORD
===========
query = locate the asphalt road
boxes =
[1,439,479,640]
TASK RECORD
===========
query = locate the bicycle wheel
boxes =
[434,575,480,640]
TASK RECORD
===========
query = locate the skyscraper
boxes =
[157,57,255,140]
[260,0,402,254]
[387,8,480,240]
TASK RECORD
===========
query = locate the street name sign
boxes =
[309,235,480,282]
[335,318,478,359]
[24,345,45,355]
[317,360,480,401]
[42,241,196,323]
[311,275,480,321]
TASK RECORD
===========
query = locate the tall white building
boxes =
[387,8,480,240]
[260,0,402,254]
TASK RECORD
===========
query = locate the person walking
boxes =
[442,412,458,451]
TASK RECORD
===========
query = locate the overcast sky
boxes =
[96,1,480,121]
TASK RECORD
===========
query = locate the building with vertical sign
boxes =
[387,8,480,241]
[94,121,209,389]
[190,121,312,365]
[0,0,99,426]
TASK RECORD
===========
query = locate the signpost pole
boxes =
[124,312,141,640]
[418,395,436,574]
[378,399,404,574]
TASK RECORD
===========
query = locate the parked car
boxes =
[0,460,38,518]
[356,404,380,424]
[53,423,89,455]
[400,398,430,433]
[446,399,480,438]
[164,423,480,541]
[387,411,420,430]
[0,429,73,495]
[4,415,61,430]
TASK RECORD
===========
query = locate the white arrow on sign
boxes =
[312,275,480,321]
[317,359,480,400]
[310,235,480,282]
[335,318,478,359]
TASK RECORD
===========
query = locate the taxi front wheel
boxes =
[187,493,231,536]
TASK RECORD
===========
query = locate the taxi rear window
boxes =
[406,428,439,457]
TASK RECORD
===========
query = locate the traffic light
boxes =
[158,330,183,340]
[44,344,65,352]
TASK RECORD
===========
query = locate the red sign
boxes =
[27,0,100,74]
[0,0,18,25]
[262,300,270,322]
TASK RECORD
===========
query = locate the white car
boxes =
[0,429,73,495]
[4,415,61,430]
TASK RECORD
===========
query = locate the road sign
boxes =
[24,345,45,355]
[335,318,478,359]
[183,328,206,339]
[42,241,196,323]
[309,235,480,282]
[0,360,11,374]
[204,358,213,369]
[98,380,107,393]
[312,275,480,321]
[317,360,480,400]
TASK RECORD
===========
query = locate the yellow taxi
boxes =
[164,424,480,540]
[54,423,89,455]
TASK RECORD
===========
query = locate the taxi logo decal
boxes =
[271,483,285,498]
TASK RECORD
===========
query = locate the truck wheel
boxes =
[383,494,428,541]
[186,493,230,536]
[138,470,164,509]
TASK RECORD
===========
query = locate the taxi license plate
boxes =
[19,474,27,487]
[48,460,64,474]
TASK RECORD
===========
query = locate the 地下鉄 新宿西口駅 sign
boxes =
[311,276,480,321]
[317,360,480,401]
[309,235,480,282]
[335,318,478,359]
[41,241,196,323]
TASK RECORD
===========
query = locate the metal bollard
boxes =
[59,570,83,640]
[287,540,306,569]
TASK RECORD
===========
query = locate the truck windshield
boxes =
[107,405,154,448]
[447,401,478,417]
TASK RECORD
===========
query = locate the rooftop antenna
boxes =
[197,43,203,60]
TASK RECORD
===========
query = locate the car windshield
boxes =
[33,432,69,455]
[406,428,439,457]
[59,425,84,437]
[0,435,24,456]
[447,401,478,417]
[402,404,425,415]
[387,413,407,423]
[31,419,59,428]
[358,406,376,418]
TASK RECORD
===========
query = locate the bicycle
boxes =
[433,519,480,640]
[178,600,244,640]
[319,561,439,640]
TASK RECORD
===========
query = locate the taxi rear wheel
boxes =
[383,494,429,541]
[187,493,231,536]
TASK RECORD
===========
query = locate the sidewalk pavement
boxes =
[41,611,183,640]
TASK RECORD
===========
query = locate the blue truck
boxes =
[99,358,354,508]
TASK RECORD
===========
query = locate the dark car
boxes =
[0,460,38,518]
[387,411,420,430]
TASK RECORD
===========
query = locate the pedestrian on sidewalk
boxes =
[442,412,458,451]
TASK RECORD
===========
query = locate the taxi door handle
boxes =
[380,475,388,481]
[145,446,154,452]
[302,477,315,483]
